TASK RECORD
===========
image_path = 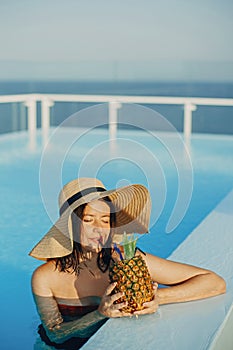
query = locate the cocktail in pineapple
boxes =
[109,233,154,313]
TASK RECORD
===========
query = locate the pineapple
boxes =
[109,233,154,313]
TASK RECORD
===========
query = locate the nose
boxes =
[93,219,103,232]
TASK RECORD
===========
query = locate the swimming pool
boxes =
[0,126,233,350]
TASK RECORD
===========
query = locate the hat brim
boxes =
[29,184,151,260]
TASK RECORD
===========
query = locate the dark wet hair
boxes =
[54,197,116,274]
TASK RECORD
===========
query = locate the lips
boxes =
[90,237,103,245]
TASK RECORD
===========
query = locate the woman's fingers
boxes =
[103,283,125,304]
[134,298,159,315]
[133,302,157,315]
[111,302,132,317]
[153,282,158,292]
[100,281,159,318]
[104,282,117,296]
[109,291,124,304]
[99,282,129,317]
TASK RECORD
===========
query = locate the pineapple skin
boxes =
[109,255,154,313]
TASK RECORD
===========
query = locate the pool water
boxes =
[0,128,233,350]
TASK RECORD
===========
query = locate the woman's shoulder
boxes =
[32,261,57,283]
[33,260,56,273]
[31,261,57,296]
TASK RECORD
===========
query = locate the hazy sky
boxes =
[0,0,232,80]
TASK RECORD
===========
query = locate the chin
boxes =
[83,239,108,252]
[83,244,101,253]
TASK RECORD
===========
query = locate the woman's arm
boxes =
[142,253,226,305]
[33,293,107,343]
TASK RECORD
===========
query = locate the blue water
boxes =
[0,128,233,349]
[0,81,233,134]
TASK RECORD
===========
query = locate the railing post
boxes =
[184,103,196,140]
[12,103,18,132]
[108,101,121,140]
[24,98,37,150]
[41,98,54,146]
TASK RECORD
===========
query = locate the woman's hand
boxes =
[133,282,159,316]
[98,282,131,318]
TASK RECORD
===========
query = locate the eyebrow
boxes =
[83,214,110,217]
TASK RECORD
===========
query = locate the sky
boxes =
[0,0,232,81]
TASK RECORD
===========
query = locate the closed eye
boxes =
[101,215,110,223]
[82,215,110,224]
[83,216,94,223]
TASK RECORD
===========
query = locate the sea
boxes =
[0,80,233,134]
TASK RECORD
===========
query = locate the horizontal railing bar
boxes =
[0,94,41,103]
[0,93,233,107]
[43,94,233,106]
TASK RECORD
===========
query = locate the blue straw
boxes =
[114,243,124,261]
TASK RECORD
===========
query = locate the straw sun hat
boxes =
[29,178,151,260]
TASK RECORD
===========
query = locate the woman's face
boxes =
[80,200,111,251]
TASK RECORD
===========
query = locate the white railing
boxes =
[0,93,233,146]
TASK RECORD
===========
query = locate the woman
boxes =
[30,178,226,349]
